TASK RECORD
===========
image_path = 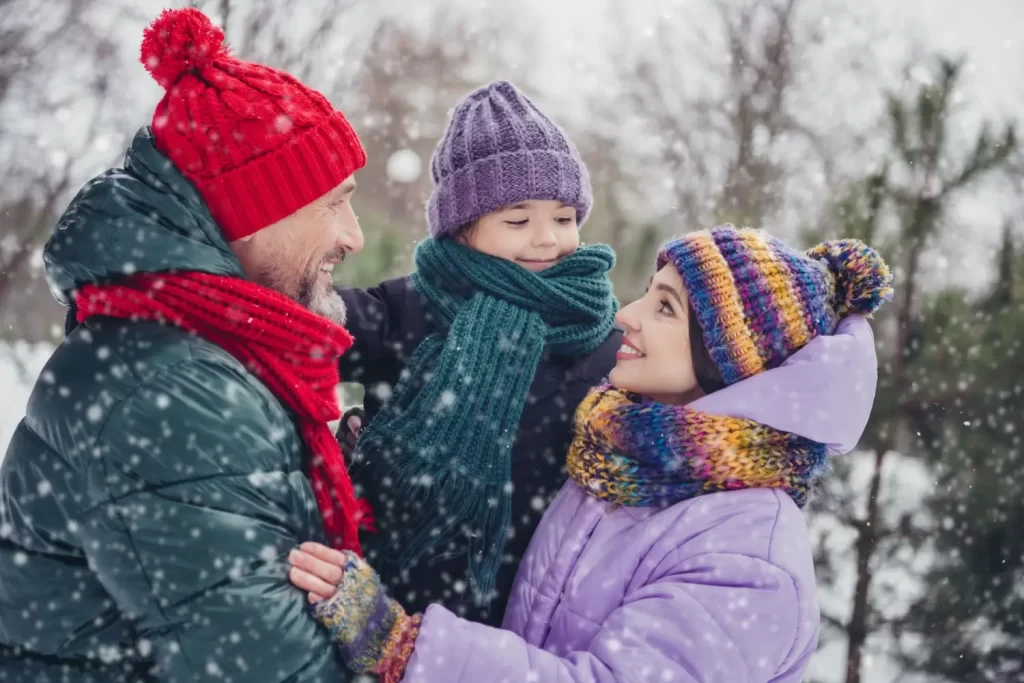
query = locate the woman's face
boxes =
[462,200,580,271]
[609,265,704,405]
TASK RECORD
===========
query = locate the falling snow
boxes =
[1,1,1023,681]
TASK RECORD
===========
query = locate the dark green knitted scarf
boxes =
[356,238,617,604]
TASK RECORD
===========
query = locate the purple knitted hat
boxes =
[426,80,593,238]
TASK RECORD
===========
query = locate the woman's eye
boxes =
[505,219,529,226]
[658,299,674,315]
[556,217,575,225]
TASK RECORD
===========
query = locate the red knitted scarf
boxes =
[75,271,370,554]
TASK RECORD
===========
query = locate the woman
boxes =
[291,226,893,682]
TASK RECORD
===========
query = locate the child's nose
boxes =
[533,223,557,247]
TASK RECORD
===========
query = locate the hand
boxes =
[346,411,363,436]
[288,542,348,603]
[336,407,364,455]
[288,543,417,677]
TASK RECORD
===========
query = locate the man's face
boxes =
[230,177,364,325]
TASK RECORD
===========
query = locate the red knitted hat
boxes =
[140,8,366,241]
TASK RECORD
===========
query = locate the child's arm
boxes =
[335,278,406,384]
[289,541,805,683]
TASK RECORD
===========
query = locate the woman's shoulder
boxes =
[636,489,813,570]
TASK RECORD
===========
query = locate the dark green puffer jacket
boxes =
[0,128,349,681]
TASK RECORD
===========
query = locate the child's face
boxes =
[609,265,702,405]
[463,200,580,271]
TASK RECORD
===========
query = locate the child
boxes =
[293,226,893,682]
[336,81,622,625]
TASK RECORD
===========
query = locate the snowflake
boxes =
[386,148,423,184]
[274,114,293,134]
[372,382,393,401]
[98,645,122,664]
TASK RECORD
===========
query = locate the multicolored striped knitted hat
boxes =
[657,226,893,386]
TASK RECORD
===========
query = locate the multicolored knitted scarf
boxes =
[566,385,828,508]
[357,238,617,604]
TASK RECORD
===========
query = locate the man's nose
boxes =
[340,219,364,254]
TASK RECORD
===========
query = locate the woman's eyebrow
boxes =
[654,282,685,309]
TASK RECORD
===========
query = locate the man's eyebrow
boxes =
[328,181,356,202]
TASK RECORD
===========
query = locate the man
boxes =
[0,8,366,681]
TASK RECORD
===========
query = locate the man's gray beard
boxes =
[255,263,347,326]
[297,268,347,326]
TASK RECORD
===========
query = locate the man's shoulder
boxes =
[57,317,244,383]
[33,318,281,431]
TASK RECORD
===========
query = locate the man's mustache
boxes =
[322,248,348,264]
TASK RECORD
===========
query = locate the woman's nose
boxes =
[615,300,640,331]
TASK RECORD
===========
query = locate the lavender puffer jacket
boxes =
[401,316,877,682]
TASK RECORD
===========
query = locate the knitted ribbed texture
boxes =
[426,80,592,238]
[657,226,893,385]
[356,238,618,604]
[567,385,829,508]
[376,612,423,683]
[312,550,405,673]
[140,8,366,240]
[74,272,370,554]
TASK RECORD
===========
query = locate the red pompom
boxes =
[140,8,228,88]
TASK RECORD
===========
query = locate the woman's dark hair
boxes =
[688,305,727,395]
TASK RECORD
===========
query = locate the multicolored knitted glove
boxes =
[311,550,422,682]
